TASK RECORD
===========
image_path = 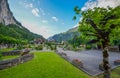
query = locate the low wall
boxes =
[2,50,22,56]
[0,53,34,70]
[109,46,119,52]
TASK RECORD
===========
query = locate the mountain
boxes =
[0,0,45,41]
[48,27,80,42]
[0,0,21,26]
[0,24,45,41]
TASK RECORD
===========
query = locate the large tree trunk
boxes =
[102,42,111,78]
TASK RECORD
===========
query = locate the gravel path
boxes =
[57,48,120,76]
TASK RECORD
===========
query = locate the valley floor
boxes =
[0,52,91,78]
[0,52,120,78]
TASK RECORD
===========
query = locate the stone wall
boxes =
[0,53,34,70]
[1,50,22,56]
[109,46,119,52]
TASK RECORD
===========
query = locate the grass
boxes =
[0,48,15,52]
[0,55,19,60]
[93,67,120,78]
[111,67,120,78]
[0,48,18,60]
[0,52,120,78]
[0,52,91,78]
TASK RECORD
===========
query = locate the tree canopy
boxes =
[74,6,120,78]
[74,6,120,46]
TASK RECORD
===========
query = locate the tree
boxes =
[74,6,120,78]
[68,35,83,48]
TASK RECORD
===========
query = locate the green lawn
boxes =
[94,67,120,78]
[0,52,91,78]
[0,55,19,60]
[0,52,120,78]
[0,48,15,52]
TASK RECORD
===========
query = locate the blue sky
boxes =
[8,0,120,38]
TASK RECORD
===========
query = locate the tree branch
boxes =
[86,18,103,36]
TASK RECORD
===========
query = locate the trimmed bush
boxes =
[35,45,43,50]
[17,45,23,50]
[86,45,92,50]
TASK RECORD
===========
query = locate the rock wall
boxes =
[1,50,22,56]
[0,53,34,70]
[0,0,21,26]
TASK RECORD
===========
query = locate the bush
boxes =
[50,45,54,50]
[35,45,43,50]
[17,45,24,50]
[54,45,57,50]
[28,45,32,48]
[86,45,92,50]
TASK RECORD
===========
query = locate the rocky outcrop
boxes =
[0,0,45,40]
[0,0,21,26]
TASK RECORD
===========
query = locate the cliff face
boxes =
[0,0,21,26]
[0,0,45,40]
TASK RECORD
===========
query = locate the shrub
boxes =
[28,45,32,48]
[35,45,43,50]
[54,45,57,50]
[17,45,24,50]
[86,45,92,50]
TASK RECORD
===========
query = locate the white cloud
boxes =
[73,0,120,28]
[32,8,40,17]
[42,20,48,23]
[21,20,54,38]
[52,16,58,22]
[81,0,120,11]
[19,1,46,17]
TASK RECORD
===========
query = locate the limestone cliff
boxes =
[0,0,21,26]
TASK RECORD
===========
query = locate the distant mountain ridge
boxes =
[48,27,80,42]
[0,0,45,41]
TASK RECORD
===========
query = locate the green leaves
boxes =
[74,6,81,14]
[73,6,81,21]
[0,23,44,41]
[73,16,77,20]
[74,5,120,45]
[0,34,28,44]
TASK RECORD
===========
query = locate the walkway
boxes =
[57,48,120,76]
